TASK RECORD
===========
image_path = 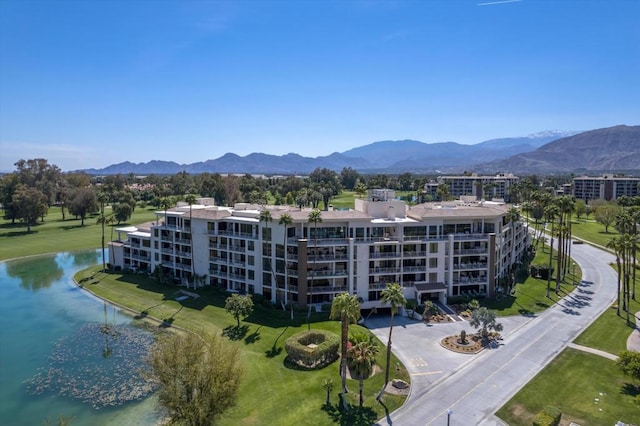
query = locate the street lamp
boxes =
[447,408,452,426]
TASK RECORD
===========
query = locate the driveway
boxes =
[366,242,617,425]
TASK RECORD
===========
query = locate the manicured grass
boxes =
[75,266,409,425]
[0,206,158,261]
[482,244,582,317]
[574,278,640,355]
[496,348,640,425]
[331,191,358,209]
[569,217,620,248]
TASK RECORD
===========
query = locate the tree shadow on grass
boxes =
[223,325,248,341]
[322,401,378,426]
[265,326,288,358]
[244,326,262,345]
[621,382,640,397]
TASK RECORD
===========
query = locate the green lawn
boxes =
[569,217,620,248]
[496,348,640,425]
[75,266,409,425]
[482,244,582,317]
[574,276,640,355]
[0,206,158,261]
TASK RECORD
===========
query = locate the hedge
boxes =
[532,406,561,426]
[284,330,340,369]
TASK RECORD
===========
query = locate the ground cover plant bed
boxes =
[74,266,410,425]
[440,332,486,354]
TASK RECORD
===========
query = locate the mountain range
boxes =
[80,126,640,175]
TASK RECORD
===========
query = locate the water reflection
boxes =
[73,250,100,267]
[5,254,64,291]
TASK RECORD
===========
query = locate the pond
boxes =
[0,250,161,425]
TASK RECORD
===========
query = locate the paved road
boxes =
[367,242,617,426]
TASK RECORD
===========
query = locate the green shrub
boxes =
[284,330,340,369]
[530,265,554,280]
[532,406,561,426]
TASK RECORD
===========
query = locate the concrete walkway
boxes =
[628,311,640,352]
[567,343,618,361]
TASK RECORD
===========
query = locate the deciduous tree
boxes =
[224,294,254,327]
[150,332,242,426]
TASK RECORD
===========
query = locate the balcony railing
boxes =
[453,263,488,270]
[308,269,348,278]
[369,252,401,259]
[308,285,348,294]
[369,267,401,274]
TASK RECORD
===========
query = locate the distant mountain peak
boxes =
[526,130,581,139]
[78,125,638,175]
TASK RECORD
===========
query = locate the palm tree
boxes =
[506,206,521,289]
[185,194,198,281]
[330,292,361,396]
[378,282,406,400]
[621,233,639,325]
[544,204,560,297]
[97,190,110,271]
[259,209,277,302]
[307,209,322,312]
[606,236,623,317]
[322,378,334,406]
[278,213,293,305]
[160,196,173,228]
[346,332,380,407]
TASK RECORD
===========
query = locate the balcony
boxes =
[454,248,488,255]
[308,285,348,294]
[308,253,349,262]
[369,252,401,259]
[369,267,401,274]
[402,265,427,273]
[402,251,427,258]
[453,263,488,270]
[308,269,348,278]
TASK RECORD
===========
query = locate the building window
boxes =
[429,242,438,253]
[429,258,438,268]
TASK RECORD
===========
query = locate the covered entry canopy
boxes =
[414,282,447,303]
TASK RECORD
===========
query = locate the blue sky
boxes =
[1,0,638,172]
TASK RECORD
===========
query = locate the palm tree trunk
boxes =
[340,319,348,394]
[547,225,554,298]
[359,379,364,407]
[616,255,622,316]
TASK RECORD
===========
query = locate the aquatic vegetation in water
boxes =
[26,323,159,409]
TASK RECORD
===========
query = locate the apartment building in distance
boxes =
[109,190,528,309]
[424,173,520,202]
[572,174,640,202]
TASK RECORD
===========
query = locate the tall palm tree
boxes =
[184,194,198,282]
[307,209,323,311]
[544,204,560,297]
[607,236,623,317]
[97,190,110,271]
[621,233,638,325]
[330,292,360,396]
[160,196,173,228]
[346,332,380,407]
[378,282,406,400]
[278,213,293,305]
[629,207,640,300]
[259,209,277,302]
[506,206,521,289]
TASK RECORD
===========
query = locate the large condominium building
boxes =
[424,173,519,202]
[109,190,528,309]
[572,174,640,202]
